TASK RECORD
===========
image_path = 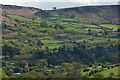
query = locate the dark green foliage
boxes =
[54,24,65,30]
[3,23,9,28]
[13,67,20,73]
[88,29,93,35]
[37,40,44,47]
[2,44,20,58]
[83,68,89,72]
[40,21,49,28]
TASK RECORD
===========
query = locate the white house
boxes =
[13,73,21,76]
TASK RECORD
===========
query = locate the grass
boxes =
[84,24,99,28]
[93,66,120,78]
[100,24,118,30]
[42,43,63,49]
[5,54,36,63]
[7,15,33,23]
[84,28,102,32]
[42,42,74,49]
[41,40,63,44]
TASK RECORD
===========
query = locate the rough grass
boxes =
[42,43,63,49]
[7,15,33,23]
[100,24,118,30]
[93,66,119,78]
[41,40,63,44]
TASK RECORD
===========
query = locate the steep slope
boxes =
[2,5,44,26]
[1,5,119,26]
[2,5,43,18]
[45,5,119,23]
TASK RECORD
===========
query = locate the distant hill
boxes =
[2,5,43,26]
[47,5,119,23]
[2,5,43,18]
[2,4,119,26]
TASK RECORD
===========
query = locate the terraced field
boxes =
[2,5,120,79]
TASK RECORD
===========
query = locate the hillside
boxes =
[37,5,119,23]
[2,5,120,26]
[1,4,120,79]
[2,5,42,17]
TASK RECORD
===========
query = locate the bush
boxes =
[83,68,89,72]
[40,21,49,28]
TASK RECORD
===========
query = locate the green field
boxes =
[96,67,119,78]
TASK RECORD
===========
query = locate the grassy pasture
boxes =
[100,24,118,30]
[42,43,63,49]
[7,15,33,23]
[41,40,63,44]
[92,66,119,78]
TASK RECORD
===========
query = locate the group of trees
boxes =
[2,40,118,65]
[34,42,118,65]
[2,43,20,58]
[40,21,65,30]
[87,28,111,36]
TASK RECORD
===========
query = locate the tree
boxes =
[2,44,19,58]
[117,28,120,32]
[110,72,114,76]
[13,67,20,73]
[83,68,89,72]
[54,24,65,30]
[103,28,109,35]
[3,23,9,28]
[8,69,14,75]
[40,21,49,28]
[14,23,17,26]
[88,29,93,35]
[54,25,59,29]
[20,60,28,67]
[37,40,44,47]
[67,68,82,78]
[34,49,45,59]
[35,59,48,68]
[108,72,115,78]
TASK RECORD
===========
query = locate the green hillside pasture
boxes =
[88,37,117,46]
[100,24,118,30]
[42,43,63,49]
[42,42,74,49]
[84,24,100,28]
[34,27,46,32]
[93,66,119,78]
[75,35,94,42]
[65,27,87,34]
[41,40,63,44]
[3,35,23,39]
[84,28,103,33]
[75,37,117,47]
[81,66,102,76]
[8,27,30,33]
[67,34,88,40]
[69,23,100,29]
[7,15,33,23]
[28,31,48,37]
